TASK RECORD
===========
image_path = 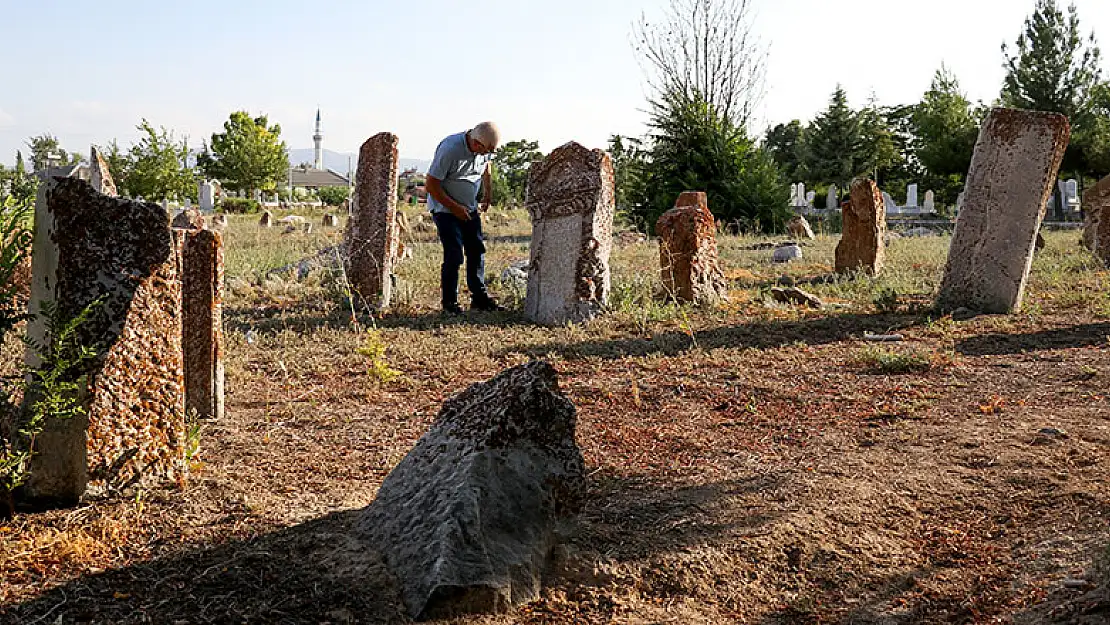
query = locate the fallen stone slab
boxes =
[357,361,585,620]
[770,286,823,309]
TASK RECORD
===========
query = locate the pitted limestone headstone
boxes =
[357,361,585,620]
[182,230,224,421]
[936,108,1070,313]
[1082,174,1110,259]
[655,191,727,304]
[344,132,399,310]
[24,178,184,503]
[524,142,614,325]
[835,179,886,276]
[89,147,117,197]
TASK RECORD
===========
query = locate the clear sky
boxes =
[0,0,1107,165]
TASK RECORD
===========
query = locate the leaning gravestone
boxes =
[655,191,727,304]
[23,178,184,503]
[344,132,399,310]
[89,147,117,197]
[182,230,224,421]
[524,142,614,325]
[358,361,585,620]
[835,178,886,276]
[936,108,1070,314]
[787,215,816,240]
[1082,174,1110,259]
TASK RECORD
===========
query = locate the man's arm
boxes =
[480,162,492,212]
[426,176,471,221]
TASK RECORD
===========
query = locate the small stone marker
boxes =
[322,213,340,228]
[172,208,206,230]
[923,190,935,212]
[773,243,803,263]
[210,213,228,230]
[182,230,224,421]
[259,210,273,228]
[89,147,117,197]
[344,132,399,310]
[524,142,614,325]
[936,108,1070,313]
[1082,174,1110,260]
[198,181,215,212]
[826,185,838,210]
[835,178,886,276]
[24,178,184,502]
[787,215,816,240]
[357,361,584,620]
[906,183,919,208]
[655,191,727,304]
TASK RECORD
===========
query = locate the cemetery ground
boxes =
[2,208,1110,625]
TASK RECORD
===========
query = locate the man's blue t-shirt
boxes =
[426,131,491,215]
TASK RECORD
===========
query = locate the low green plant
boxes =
[873,287,901,314]
[356,329,401,384]
[0,198,33,339]
[1,299,101,518]
[220,197,260,214]
[856,345,935,374]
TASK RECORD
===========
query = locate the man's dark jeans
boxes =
[432,211,489,308]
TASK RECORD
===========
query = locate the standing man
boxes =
[426,121,505,314]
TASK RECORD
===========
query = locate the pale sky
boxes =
[0,0,1107,166]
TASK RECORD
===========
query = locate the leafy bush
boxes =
[221,197,260,214]
[318,185,350,207]
[856,346,935,374]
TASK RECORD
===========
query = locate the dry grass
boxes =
[2,212,1110,624]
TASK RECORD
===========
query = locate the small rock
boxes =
[500,260,529,291]
[1038,427,1068,439]
[951,307,977,321]
[776,275,797,287]
[904,227,935,238]
[770,287,823,309]
[1063,578,1095,591]
[773,244,803,264]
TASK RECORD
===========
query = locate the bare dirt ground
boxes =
[2,218,1108,624]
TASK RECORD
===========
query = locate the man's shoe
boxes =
[443,303,464,315]
[471,297,506,312]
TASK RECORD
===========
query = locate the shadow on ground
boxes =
[504,313,927,361]
[957,322,1110,356]
[4,511,407,625]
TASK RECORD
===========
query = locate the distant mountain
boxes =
[288,148,430,176]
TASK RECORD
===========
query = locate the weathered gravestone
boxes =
[524,142,614,325]
[1082,174,1110,260]
[835,178,886,276]
[89,147,117,197]
[210,213,228,230]
[259,210,273,228]
[322,212,340,228]
[181,230,224,421]
[936,108,1070,314]
[198,181,215,212]
[655,191,727,304]
[172,208,206,230]
[23,178,184,503]
[357,361,585,620]
[344,132,399,310]
[787,215,816,240]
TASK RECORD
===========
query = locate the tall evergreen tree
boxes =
[803,86,866,190]
[1001,0,1104,175]
[913,67,981,179]
[763,120,805,181]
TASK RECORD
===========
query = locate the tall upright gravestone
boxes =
[89,147,117,197]
[1082,174,1110,263]
[182,230,225,421]
[344,132,399,310]
[524,142,614,325]
[655,191,727,304]
[835,178,886,276]
[24,178,185,503]
[936,108,1070,314]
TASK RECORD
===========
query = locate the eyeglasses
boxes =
[472,139,489,153]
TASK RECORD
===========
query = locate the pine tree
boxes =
[804,86,865,190]
[914,67,981,178]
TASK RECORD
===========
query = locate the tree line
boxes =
[0,113,291,206]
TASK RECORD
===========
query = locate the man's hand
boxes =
[480,163,492,212]
[427,175,471,221]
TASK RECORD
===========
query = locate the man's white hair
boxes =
[470,121,500,150]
